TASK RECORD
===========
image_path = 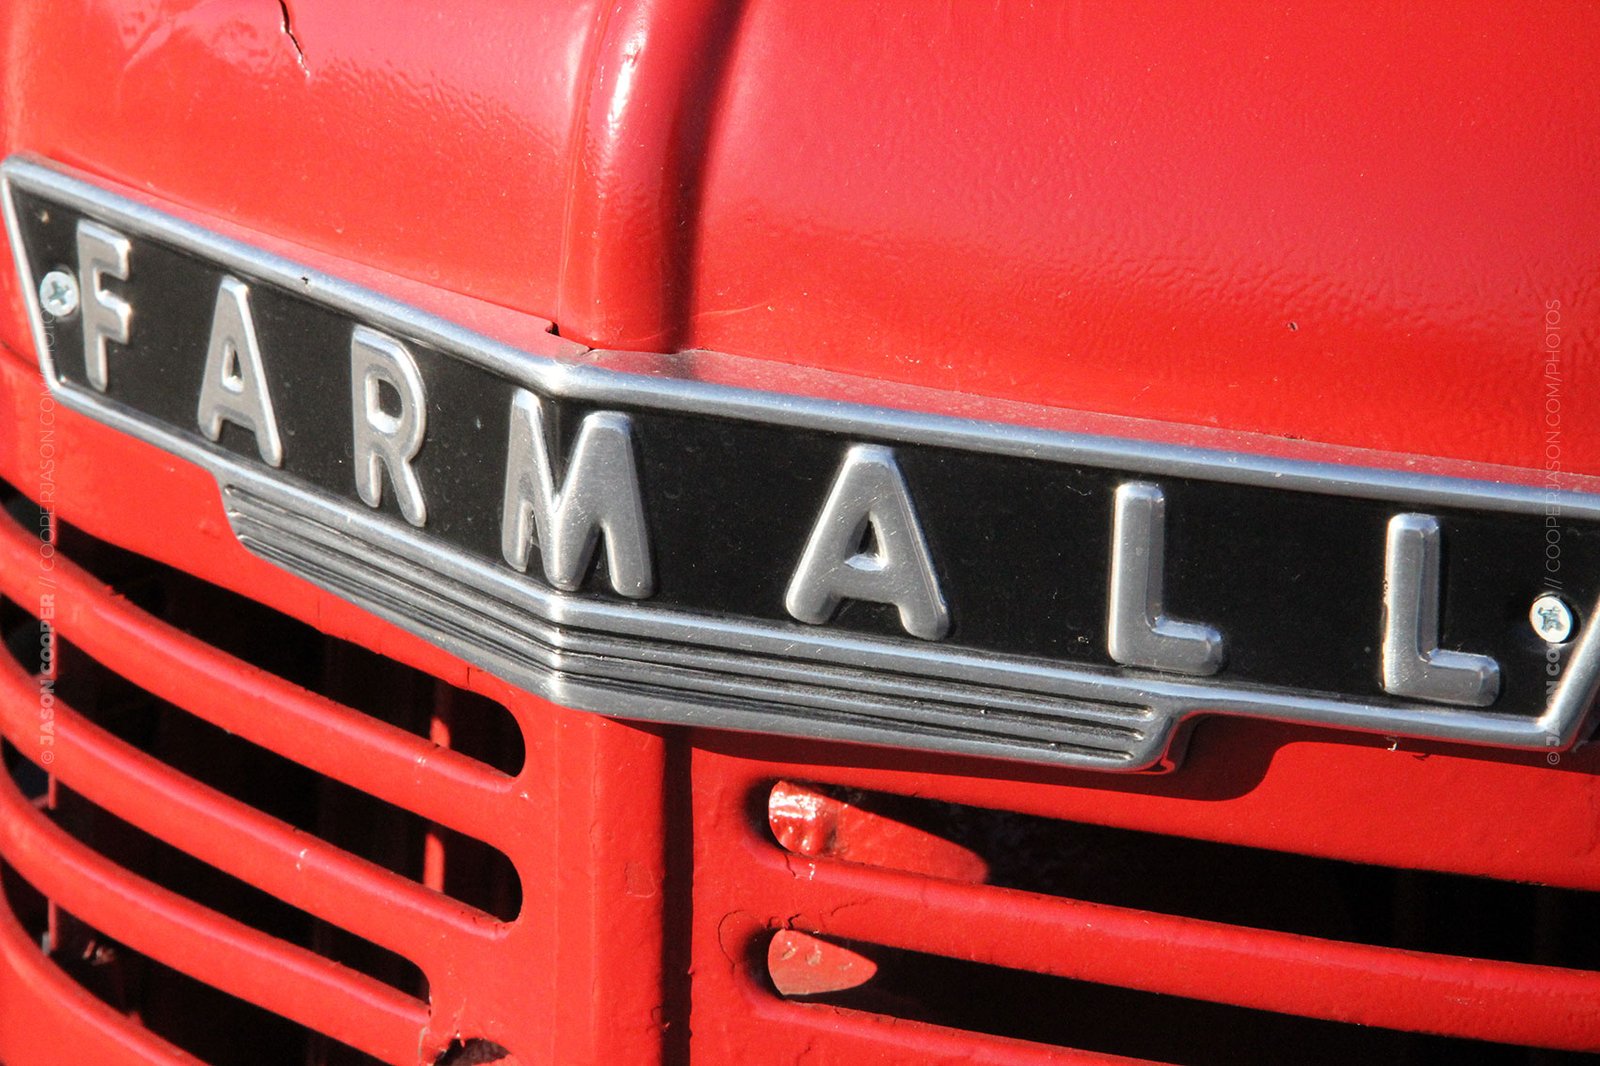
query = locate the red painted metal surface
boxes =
[768,780,989,884]
[4,1,1594,474]
[0,767,431,1062]
[0,609,495,960]
[0,333,677,1064]
[732,769,1600,1049]
[766,930,878,998]
[0,891,202,1065]
[0,501,516,844]
[0,1,1596,1064]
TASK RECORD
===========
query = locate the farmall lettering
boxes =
[75,217,1502,709]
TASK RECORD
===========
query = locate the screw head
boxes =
[38,270,79,318]
[1531,593,1575,644]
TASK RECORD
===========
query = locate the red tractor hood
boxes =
[2,0,1595,475]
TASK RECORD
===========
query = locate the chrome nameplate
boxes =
[7,157,1599,771]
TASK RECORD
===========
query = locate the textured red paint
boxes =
[768,780,989,884]
[766,930,878,998]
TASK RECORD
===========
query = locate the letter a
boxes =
[197,276,283,466]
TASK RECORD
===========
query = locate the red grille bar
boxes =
[0,764,428,1062]
[0,651,498,958]
[0,881,199,1066]
[750,863,1600,1049]
[0,504,516,848]
[724,996,1156,1066]
[0,479,552,1062]
[0,348,683,1061]
[689,749,1600,1060]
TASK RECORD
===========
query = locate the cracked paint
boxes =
[276,0,307,73]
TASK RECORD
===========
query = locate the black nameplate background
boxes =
[16,189,1596,719]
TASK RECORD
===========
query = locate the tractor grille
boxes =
[5,466,1600,1065]
[744,780,1600,1063]
[0,483,524,1065]
[683,756,1600,1064]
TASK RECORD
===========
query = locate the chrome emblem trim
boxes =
[7,155,1598,771]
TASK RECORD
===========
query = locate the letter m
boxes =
[500,388,654,598]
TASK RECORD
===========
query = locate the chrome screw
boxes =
[1530,593,1575,644]
[38,269,79,318]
